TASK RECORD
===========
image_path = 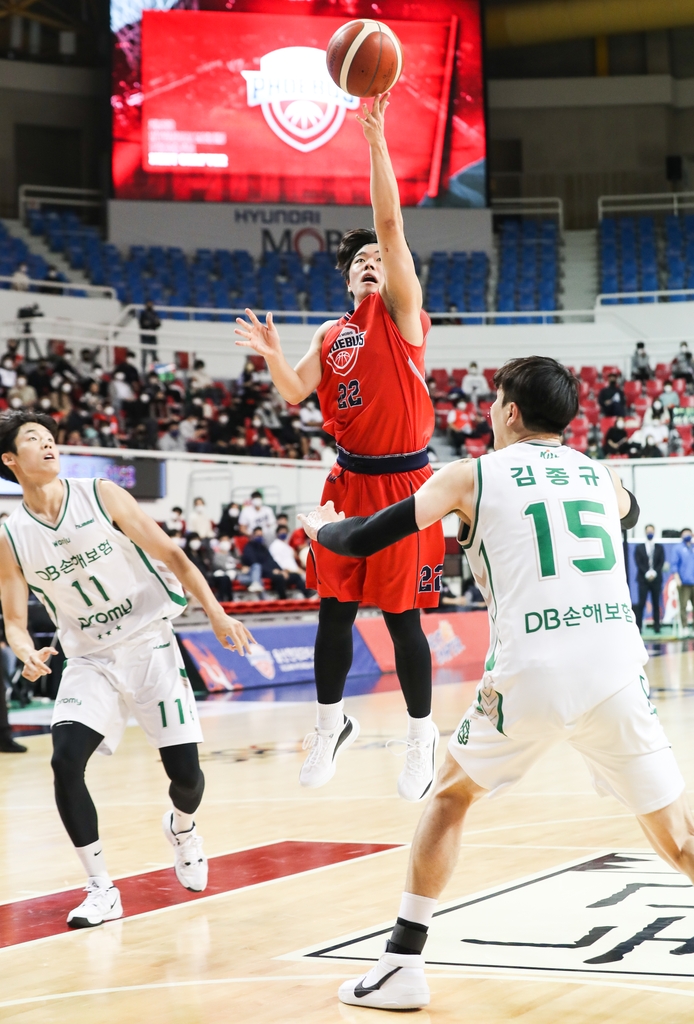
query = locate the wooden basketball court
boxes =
[1,645,693,1023]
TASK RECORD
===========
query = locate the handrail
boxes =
[596,288,694,305]
[492,196,564,232]
[0,274,116,301]
[598,191,694,221]
[18,184,103,224]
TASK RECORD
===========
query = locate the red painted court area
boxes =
[0,840,400,949]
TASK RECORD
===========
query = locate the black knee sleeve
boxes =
[382,609,432,719]
[51,721,103,848]
[160,743,205,814]
[314,598,360,705]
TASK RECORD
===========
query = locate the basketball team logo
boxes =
[241,47,359,153]
[247,642,276,681]
[326,325,366,376]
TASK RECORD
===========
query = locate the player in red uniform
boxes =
[235,94,444,801]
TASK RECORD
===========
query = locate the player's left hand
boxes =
[298,500,345,541]
[211,613,255,657]
[356,92,390,145]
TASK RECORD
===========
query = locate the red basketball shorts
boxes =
[305,464,445,613]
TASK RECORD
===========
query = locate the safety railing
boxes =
[597,191,694,221]
[0,274,116,301]
[596,288,694,306]
[18,184,104,224]
[492,196,564,232]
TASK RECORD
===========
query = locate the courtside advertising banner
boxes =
[111,0,486,207]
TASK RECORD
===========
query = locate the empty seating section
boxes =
[663,214,694,298]
[495,219,559,321]
[425,250,488,321]
[0,219,60,285]
[599,215,658,302]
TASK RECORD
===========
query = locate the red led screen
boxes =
[111,1,486,207]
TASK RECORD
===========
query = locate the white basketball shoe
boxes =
[338,952,430,1010]
[299,716,360,788]
[162,811,208,892]
[67,880,123,928]
[396,723,439,802]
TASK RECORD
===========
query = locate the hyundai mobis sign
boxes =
[112,2,486,206]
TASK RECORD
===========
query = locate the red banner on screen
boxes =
[112,0,486,206]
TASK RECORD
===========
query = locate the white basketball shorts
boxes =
[51,619,203,755]
[449,672,685,816]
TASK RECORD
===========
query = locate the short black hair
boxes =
[336,228,378,284]
[250,490,262,499]
[0,410,57,483]
[681,527,692,535]
[494,357,579,434]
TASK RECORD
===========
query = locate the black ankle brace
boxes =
[386,917,429,956]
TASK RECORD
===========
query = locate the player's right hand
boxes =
[21,647,58,682]
[298,501,345,541]
[234,308,281,358]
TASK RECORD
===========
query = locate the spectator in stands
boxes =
[586,439,601,460]
[182,532,212,584]
[634,525,664,635]
[165,506,185,535]
[643,400,670,452]
[467,409,493,448]
[603,417,628,456]
[299,398,324,435]
[461,362,489,404]
[269,524,311,598]
[187,497,215,540]
[208,412,234,452]
[240,525,296,600]
[668,427,684,457]
[217,502,241,538]
[8,374,37,408]
[257,397,282,431]
[108,370,134,413]
[288,519,310,569]
[661,381,680,411]
[279,415,307,457]
[157,421,186,452]
[189,359,212,393]
[179,413,202,448]
[0,356,17,390]
[446,399,473,454]
[11,264,30,291]
[118,351,142,387]
[138,301,161,368]
[43,266,62,295]
[238,490,277,542]
[598,373,626,417]
[210,536,238,602]
[670,528,694,634]
[672,342,694,384]
[631,342,652,381]
[641,435,663,459]
[27,359,52,396]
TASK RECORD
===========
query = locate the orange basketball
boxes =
[326,19,403,98]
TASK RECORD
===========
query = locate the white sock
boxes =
[317,700,344,733]
[407,713,433,742]
[75,840,111,887]
[172,808,196,834]
[398,891,437,928]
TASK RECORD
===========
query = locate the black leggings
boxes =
[51,721,204,848]
[314,598,432,718]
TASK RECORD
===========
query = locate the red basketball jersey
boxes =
[317,292,433,456]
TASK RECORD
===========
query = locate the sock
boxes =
[75,840,111,887]
[386,892,437,957]
[172,807,196,834]
[407,713,433,742]
[317,700,344,733]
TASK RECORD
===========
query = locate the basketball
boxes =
[326,19,403,98]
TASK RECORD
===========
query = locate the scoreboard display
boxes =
[110,0,486,207]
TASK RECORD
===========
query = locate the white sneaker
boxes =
[247,581,264,593]
[338,952,430,1009]
[299,715,359,788]
[396,723,440,802]
[67,881,123,929]
[162,811,208,892]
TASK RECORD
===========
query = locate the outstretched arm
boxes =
[358,94,423,346]
[234,309,332,405]
[0,533,58,681]
[299,460,476,557]
[97,481,255,655]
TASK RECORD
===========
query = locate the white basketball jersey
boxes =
[461,442,647,730]
[4,478,186,659]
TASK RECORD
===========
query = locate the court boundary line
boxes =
[1,970,694,1010]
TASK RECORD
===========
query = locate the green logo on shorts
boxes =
[458,719,470,746]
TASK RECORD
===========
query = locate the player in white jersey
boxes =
[0,411,254,928]
[300,356,694,1011]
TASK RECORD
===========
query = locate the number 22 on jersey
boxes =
[523,499,617,579]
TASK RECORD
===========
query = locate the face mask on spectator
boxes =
[219,415,229,424]
[175,536,186,548]
[17,376,27,387]
[252,417,262,428]
[101,425,111,435]
[40,398,51,409]
[104,405,114,415]
[252,497,262,508]
[277,531,288,540]
[646,530,655,540]
[1,358,12,369]
[170,428,179,438]
[291,420,301,431]
[616,419,624,429]
[229,505,239,517]
[9,397,22,408]
[51,374,63,388]
[683,534,692,544]
[189,539,201,551]
[194,501,205,509]
[62,383,72,393]
[218,540,231,552]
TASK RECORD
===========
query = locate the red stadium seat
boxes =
[600,416,617,436]
[465,440,488,458]
[569,415,589,432]
[483,368,498,390]
[479,400,494,416]
[431,368,450,392]
[673,377,687,395]
[567,433,588,452]
[580,366,599,387]
[680,395,694,408]
[654,363,670,381]
[645,378,664,399]
[623,380,642,405]
[582,400,600,425]
[578,380,591,401]
[435,401,452,431]
[602,365,621,380]
[633,396,650,418]
[451,368,466,388]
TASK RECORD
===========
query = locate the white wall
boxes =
[108,201,493,260]
[0,289,119,328]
